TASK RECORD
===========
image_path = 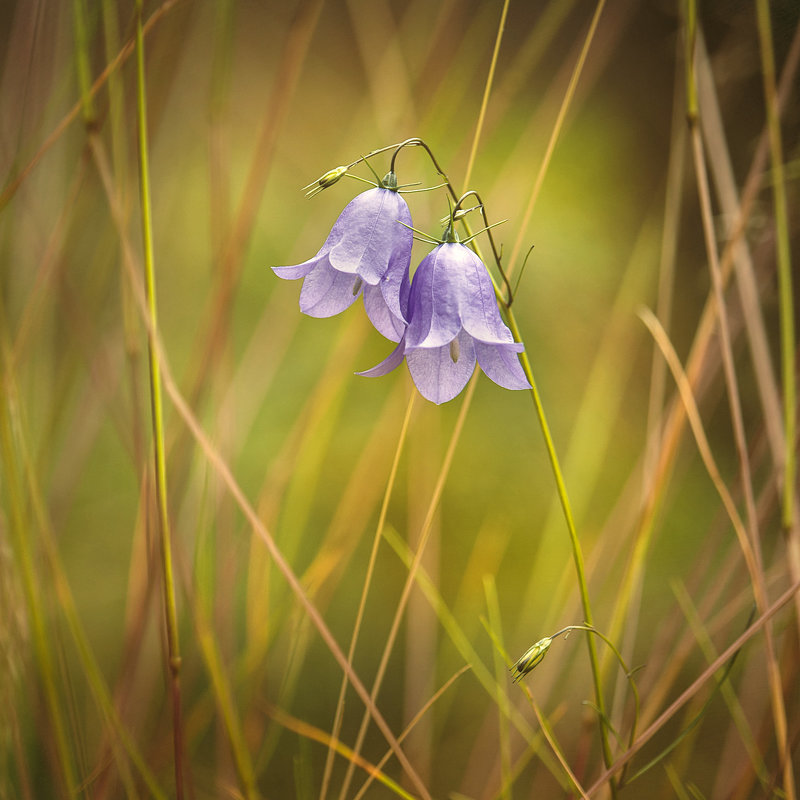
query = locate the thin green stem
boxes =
[134,4,186,797]
[755,0,795,534]
[390,132,615,789]
[20,409,169,800]
[506,0,607,278]
[549,625,640,773]
[71,0,96,126]
[195,602,260,800]
[483,576,512,800]
[0,312,78,799]
[462,0,511,188]
[504,305,616,792]
[320,392,415,800]
[338,136,614,788]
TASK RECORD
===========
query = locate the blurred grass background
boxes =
[1,0,799,798]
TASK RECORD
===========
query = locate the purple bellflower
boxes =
[359,236,531,404]
[272,172,413,342]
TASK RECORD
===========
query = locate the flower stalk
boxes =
[755,0,795,533]
[506,304,616,787]
[275,138,616,790]
[135,4,186,797]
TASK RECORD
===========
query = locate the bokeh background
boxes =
[1,1,799,798]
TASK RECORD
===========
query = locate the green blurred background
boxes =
[1,0,799,798]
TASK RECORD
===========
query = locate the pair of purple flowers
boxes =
[272,172,530,404]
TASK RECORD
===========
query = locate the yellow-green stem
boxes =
[505,305,616,793]
[17,394,169,800]
[755,0,795,532]
[483,576,512,800]
[454,164,614,790]
[196,607,260,800]
[134,4,185,797]
[0,314,77,798]
[71,0,96,125]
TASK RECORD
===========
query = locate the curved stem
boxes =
[389,137,451,179]
[454,189,514,305]
[552,625,640,771]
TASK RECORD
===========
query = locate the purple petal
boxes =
[272,220,343,281]
[455,245,516,344]
[405,245,462,348]
[406,330,476,404]
[328,189,413,286]
[363,284,406,342]
[474,341,530,390]
[272,261,315,281]
[272,188,412,332]
[357,337,407,377]
[377,248,411,328]
[298,260,362,317]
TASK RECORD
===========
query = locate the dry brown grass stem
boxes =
[180,0,325,417]
[351,665,472,800]
[585,575,800,796]
[319,391,416,800]
[337,371,479,800]
[506,0,606,278]
[86,101,430,795]
[527,694,590,800]
[0,0,184,214]
[462,0,511,190]
[687,54,795,799]
[116,241,432,799]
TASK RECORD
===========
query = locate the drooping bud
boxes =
[511,637,553,682]
[303,165,349,198]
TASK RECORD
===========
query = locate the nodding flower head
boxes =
[358,241,531,404]
[272,173,412,342]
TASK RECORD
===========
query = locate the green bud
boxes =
[511,637,553,682]
[303,165,348,197]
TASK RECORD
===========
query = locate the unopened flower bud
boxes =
[303,165,349,197]
[511,637,553,682]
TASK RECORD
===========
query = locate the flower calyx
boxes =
[380,170,399,191]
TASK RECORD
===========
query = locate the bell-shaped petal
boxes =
[272,185,412,339]
[356,337,407,378]
[404,245,463,349]
[474,340,529,390]
[297,261,361,317]
[406,329,477,404]
[359,241,531,403]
